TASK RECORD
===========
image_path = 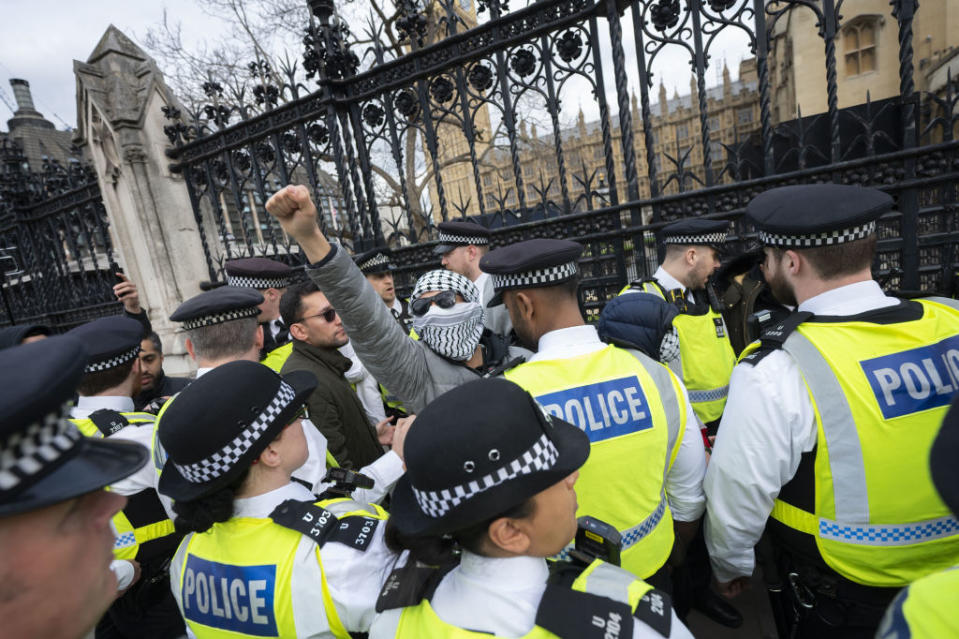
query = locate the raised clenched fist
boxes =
[265,185,321,243]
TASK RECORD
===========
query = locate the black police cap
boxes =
[170,286,264,331]
[389,378,589,536]
[225,257,293,289]
[158,361,317,502]
[479,238,583,306]
[433,220,491,255]
[0,336,148,517]
[353,247,395,275]
[746,184,893,248]
[661,219,729,246]
[66,316,143,374]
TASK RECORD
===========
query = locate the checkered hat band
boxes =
[411,434,559,519]
[359,253,393,271]
[0,401,82,493]
[181,307,260,331]
[85,346,140,373]
[759,221,876,248]
[227,275,290,289]
[173,381,297,484]
[663,232,727,245]
[491,261,578,291]
[438,231,489,246]
[411,269,480,304]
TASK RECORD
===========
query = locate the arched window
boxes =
[843,16,882,77]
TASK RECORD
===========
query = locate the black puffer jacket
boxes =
[597,291,678,360]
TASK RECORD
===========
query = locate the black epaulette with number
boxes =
[269,499,380,552]
[88,409,129,437]
[538,556,672,638]
[740,310,813,366]
[376,563,455,613]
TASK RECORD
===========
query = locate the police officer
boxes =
[162,286,406,503]
[705,184,959,638]
[434,219,512,335]
[479,239,706,586]
[0,336,148,639]
[158,361,396,638]
[876,395,959,638]
[370,378,693,638]
[355,246,413,331]
[225,256,294,359]
[619,219,736,431]
[171,285,266,375]
[603,221,742,627]
[65,316,184,639]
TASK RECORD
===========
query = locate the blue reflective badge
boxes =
[860,334,959,420]
[182,555,278,637]
[535,376,653,442]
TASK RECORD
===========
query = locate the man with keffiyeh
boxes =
[265,185,529,415]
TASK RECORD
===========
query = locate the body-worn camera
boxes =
[321,467,374,498]
[573,516,622,566]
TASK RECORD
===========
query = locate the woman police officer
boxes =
[369,377,693,639]
[156,360,399,638]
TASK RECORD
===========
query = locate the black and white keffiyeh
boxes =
[411,269,480,304]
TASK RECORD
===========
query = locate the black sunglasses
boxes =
[296,308,337,323]
[410,290,458,316]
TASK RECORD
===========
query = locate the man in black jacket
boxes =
[134,332,189,410]
[280,279,388,469]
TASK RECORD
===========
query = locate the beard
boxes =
[765,268,798,308]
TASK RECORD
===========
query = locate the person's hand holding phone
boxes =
[113,273,141,314]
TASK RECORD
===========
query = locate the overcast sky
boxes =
[0,0,753,132]
[0,0,221,128]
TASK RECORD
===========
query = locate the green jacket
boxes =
[281,339,384,469]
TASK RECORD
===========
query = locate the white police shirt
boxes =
[170,481,396,639]
[528,325,706,522]
[369,551,694,638]
[652,266,693,304]
[704,280,900,583]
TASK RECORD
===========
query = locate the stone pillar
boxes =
[74,26,214,375]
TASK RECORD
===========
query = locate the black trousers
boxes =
[95,574,184,639]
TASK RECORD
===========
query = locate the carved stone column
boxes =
[74,26,212,375]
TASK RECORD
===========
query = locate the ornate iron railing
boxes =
[164,0,959,307]
[0,138,120,330]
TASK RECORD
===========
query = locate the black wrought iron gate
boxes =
[164,0,959,317]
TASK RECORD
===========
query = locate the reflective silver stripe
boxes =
[819,514,959,546]
[687,385,729,404]
[924,296,959,312]
[628,348,682,467]
[783,332,869,523]
[581,561,634,602]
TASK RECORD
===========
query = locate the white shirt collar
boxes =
[798,280,900,316]
[456,551,549,588]
[529,325,605,363]
[390,297,403,314]
[473,271,490,288]
[233,481,315,519]
[195,367,214,379]
[71,395,134,418]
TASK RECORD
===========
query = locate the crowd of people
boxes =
[0,181,957,639]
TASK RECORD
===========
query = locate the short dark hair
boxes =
[186,317,258,361]
[76,359,137,396]
[775,234,877,280]
[279,280,322,328]
[145,331,163,354]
